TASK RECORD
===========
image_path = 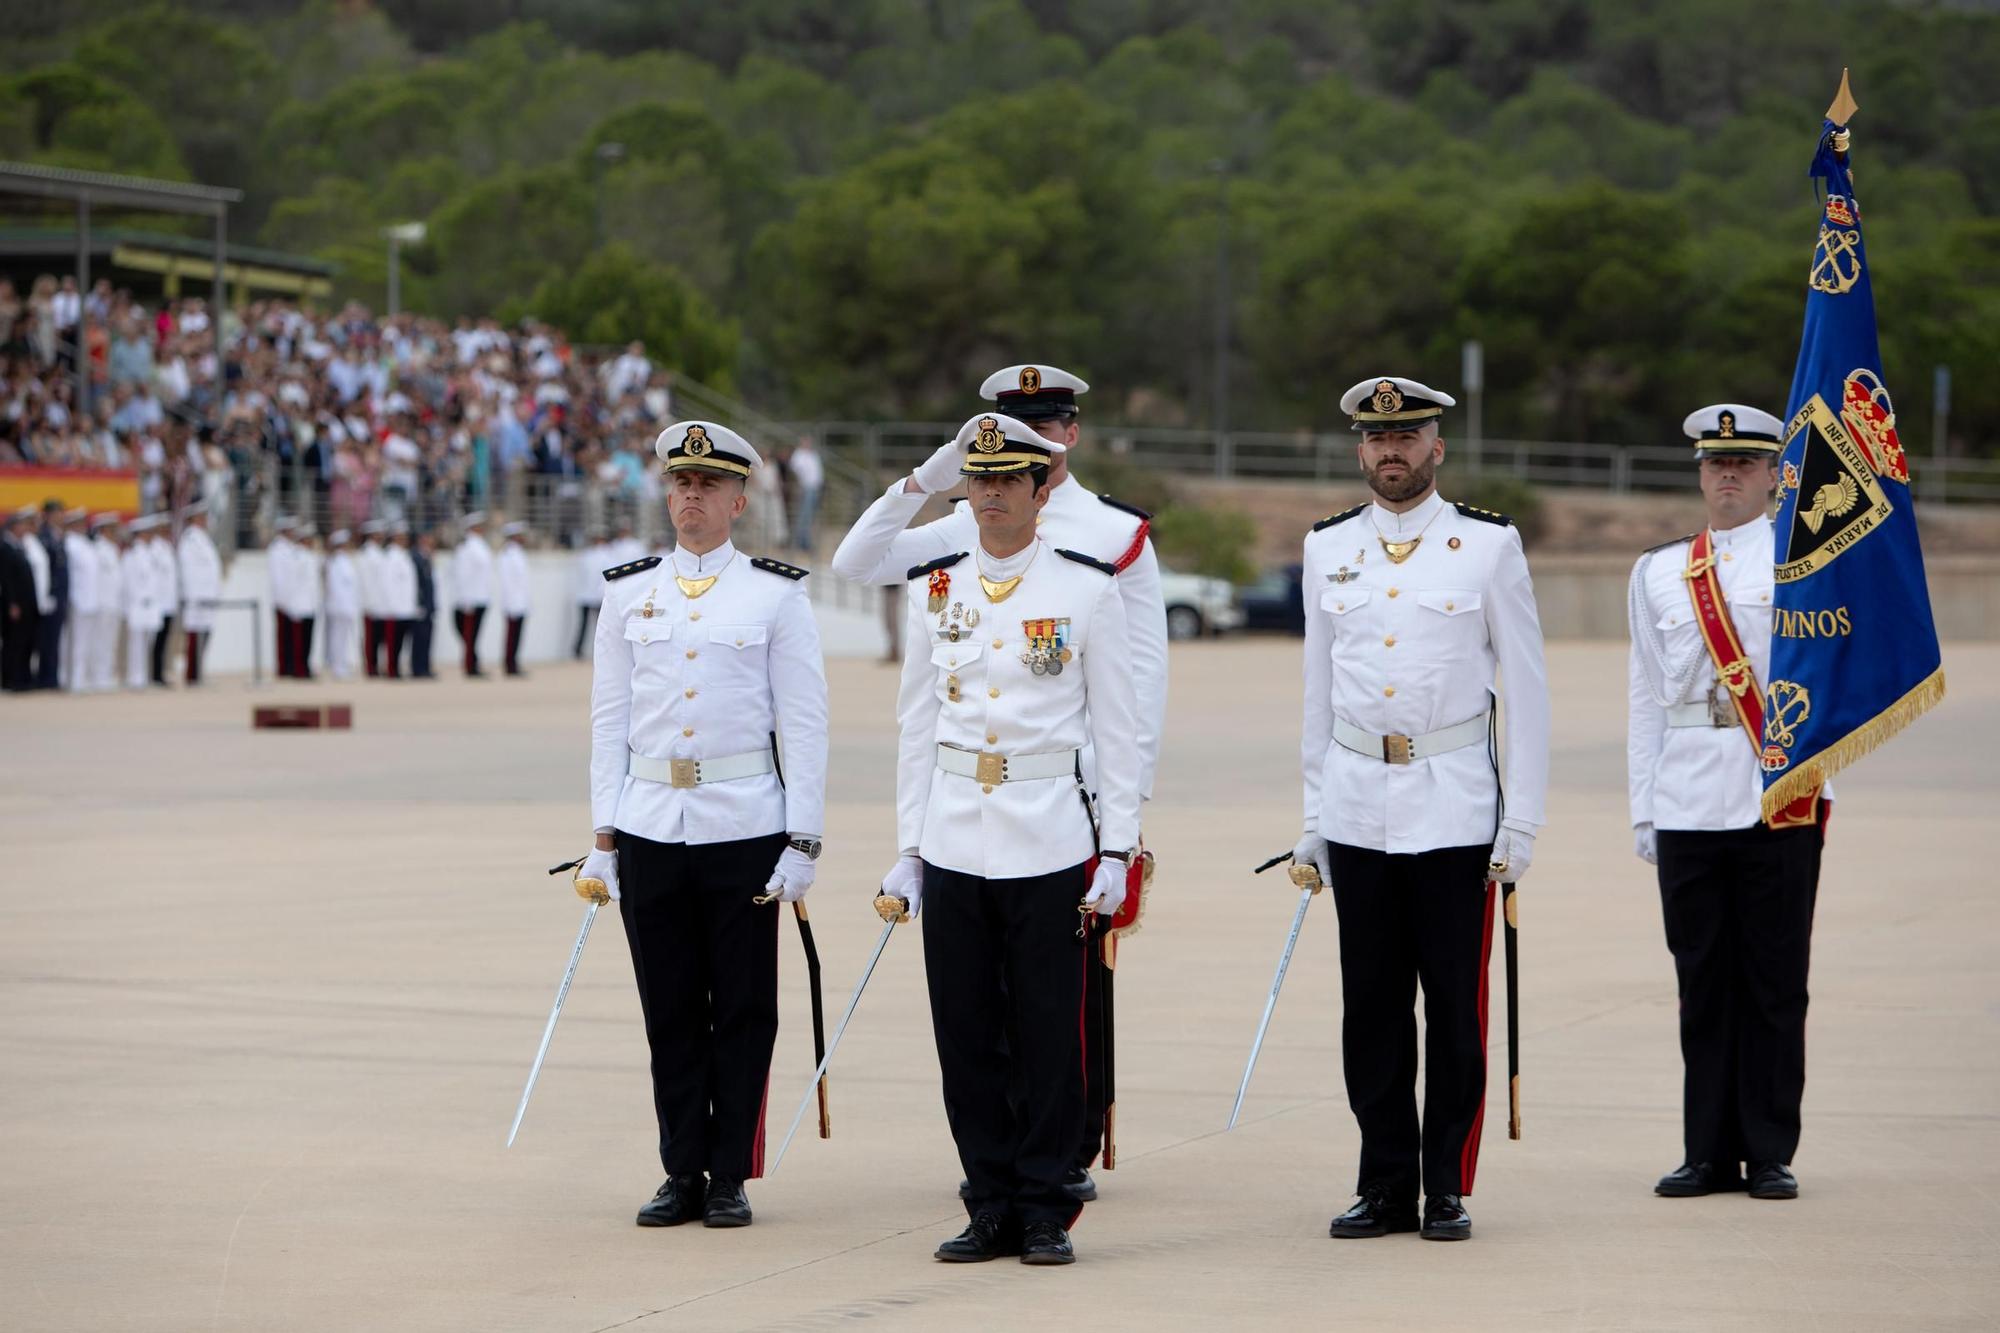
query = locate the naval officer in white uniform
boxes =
[887,413,1142,1266]
[832,362,1165,1200]
[1299,375,1549,1243]
[1628,403,1827,1204]
[581,421,828,1231]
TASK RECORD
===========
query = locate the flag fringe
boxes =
[1761,666,1946,820]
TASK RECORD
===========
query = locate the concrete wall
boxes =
[195,552,887,677]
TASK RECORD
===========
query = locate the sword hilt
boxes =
[873,894,910,924]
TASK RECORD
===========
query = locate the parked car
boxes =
[1237,563,1304,635]
[1158,567,1243,640]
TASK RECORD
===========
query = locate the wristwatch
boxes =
[1100,848,1134,864]
[788,835,823,861]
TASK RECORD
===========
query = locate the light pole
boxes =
[1209,158,1232,479]
[383,221,426,318]
[592,141,626,249]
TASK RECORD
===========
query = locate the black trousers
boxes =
[410,614,433,677]
[298,615,316,677]
[1328,841,1496,1198]
[922,859,1089,1227]
[0,603,34,689]
[616,829,785,1181]
[573,602,596,658]
[183,628,207,684]
[505,614,525,674]
[457,606,485,674]
[150,612,174,684]
[275,610,297,677]
[35,603,62,688]
[363,615,383,677]
[383,618,406,678]
[1657,824,1822,1167]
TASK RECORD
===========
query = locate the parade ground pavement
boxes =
[4,639,1996,1332]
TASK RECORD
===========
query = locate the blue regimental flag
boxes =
[1762,73,1944,822]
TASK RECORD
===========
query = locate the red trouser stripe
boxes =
[1460,880,1497,1194]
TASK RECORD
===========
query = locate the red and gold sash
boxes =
[1684,530,1820,829]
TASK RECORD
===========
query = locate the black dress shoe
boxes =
[1655,1162,1744,1197]
[1747,1161,1799,1200]
[1019,1220,1075,1266]
[1063,1166,1098,1202]
[1420,1194,1472,1241]
[1329,1185,1419,1238]
[703,1177,752,1227]
[636,1175,705,1227]
[935,1212,1017,1263]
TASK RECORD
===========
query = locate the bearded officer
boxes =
[1299,376,1549,1242]
[888,413,1142,1266]
[1628,404,1828,1204]
[579,421,828,1230]
[832,363,1165,1201]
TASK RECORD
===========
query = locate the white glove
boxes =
[880,853,923,918]
[1488,824,1536,884]
[1634,822,1657,865]
[1292,831,1332,885]
[578,846,621,902]
[910,438,964,494]
[1083,858,1127,917]
[763,845,817,903]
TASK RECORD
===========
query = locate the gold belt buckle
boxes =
[975,751,1006,785]
[670,758,699,788]
[1383,733,1414,765]
[1708,686,1736,728]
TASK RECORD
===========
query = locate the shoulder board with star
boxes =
[1643,533,1696,556]
[907,552,966,580]
[1311,504,1368,532]
[750,556,810,581]
[1057,548,1118,576]
[1452,502,1513,527]
[603,555,661,581]
[1097,494,1152,522]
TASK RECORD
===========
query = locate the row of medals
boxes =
[933,597,1073,696]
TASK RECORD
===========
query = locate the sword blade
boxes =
[1503,881,1521,1140]
[1227,885,1317,1130]
[769,916,898,1173]
[506,901,599,1147]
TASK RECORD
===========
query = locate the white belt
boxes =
[628,748,774,789]
[1333,712,1488,765]
[1666,698,1737,729]
[936,743,1077,784]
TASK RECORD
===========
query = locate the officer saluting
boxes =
[1299,376,1549,1242]
[1628,404,1828,1203]
[888,413,1142,1266]
[833,363,1166,1201]
[579,421,829,1230]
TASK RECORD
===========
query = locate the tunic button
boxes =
[948,658,957,667]
[1335,602,1344,611]
[1445,601,1455,611]
[684,688,696,699]
[1723,553,1733,562]
[1384,685,1396,697]
[993,638,1003,648]
[682,727,694,737]
[639,634,649,644]
[685,649,697,659]
[1384,636,1396,647]
[1388,587,1400,598]
[736,637,745,646]
[689,611,701,620]
[989,688,1000,699]
[987,733,998,744]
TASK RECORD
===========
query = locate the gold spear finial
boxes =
[1826,67,1858,126]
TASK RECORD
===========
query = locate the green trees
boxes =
[2,1,1995,454]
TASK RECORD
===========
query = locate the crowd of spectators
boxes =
[1,276,832,555]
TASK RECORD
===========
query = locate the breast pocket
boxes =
[1317,587,1372,649]
[709,624,769,687]
[930,640,984,703]
[1413,589,1485,658]
[623,619,671,649]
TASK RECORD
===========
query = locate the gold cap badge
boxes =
[1372,380,1403,414]
[683,425,712,457]
[1717,411,1736,439]
[974,416,1004,453]
[1019,366,1041,394]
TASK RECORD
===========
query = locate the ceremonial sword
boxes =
[1227,855,1324,1130]
[507,856,610,1148]
[754,888,832,1140]
[1501,877,1521,1140]
[768,894,909,1173]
